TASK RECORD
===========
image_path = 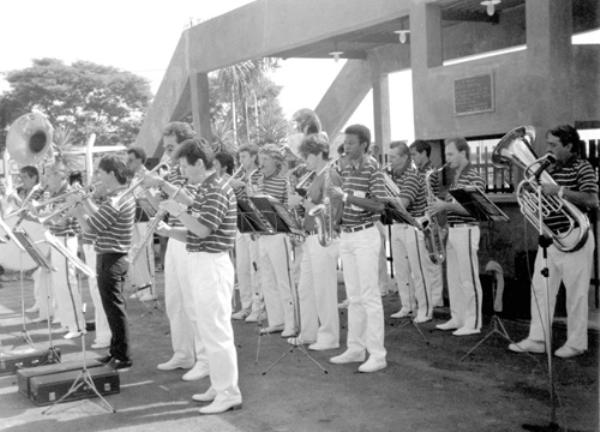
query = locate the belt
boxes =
[342,222,374,233]
[449,223,477,228]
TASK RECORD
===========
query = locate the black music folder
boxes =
[249,195,305,238]
[237,199,275,235]
[449,186,510,223]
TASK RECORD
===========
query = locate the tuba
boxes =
[492,125,589,252]
[6,112,54,166]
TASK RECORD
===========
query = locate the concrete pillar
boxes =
[526,0,573,152]
[190,72,213,141]
[410,2,443,139]
[371,69,391,163]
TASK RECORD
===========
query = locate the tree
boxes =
[0,58,152,151]
[209,58,287,151]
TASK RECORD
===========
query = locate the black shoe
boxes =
[98,354,113,364]
[108,358,133,370]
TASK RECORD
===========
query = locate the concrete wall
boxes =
[413,46,600,141]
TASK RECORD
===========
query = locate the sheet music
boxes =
[44,232,96,278]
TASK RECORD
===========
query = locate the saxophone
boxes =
[420,164,449,264]
[308,158,338,247]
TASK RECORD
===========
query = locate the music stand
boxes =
[237,198,272,364]
[247,197,328,375]
[0,217,55,348]
[447,187,518,361]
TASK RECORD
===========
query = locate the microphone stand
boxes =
[522,186,560,432]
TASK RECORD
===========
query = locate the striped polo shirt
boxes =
[340,156,387,227]
[88,190,135,254]
[45,183,80,237]
[259,172,288,206]
[446,164,485,225]
[186,173,237,253]
[393,166,427,218]
[163,164,189,228]
[233,167,262,201]
[545,157,597,232]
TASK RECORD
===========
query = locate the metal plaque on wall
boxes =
[454,73,494,116]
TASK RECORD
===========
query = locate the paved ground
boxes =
[0,272,598,432]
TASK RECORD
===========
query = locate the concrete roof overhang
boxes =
[135,0,599,155]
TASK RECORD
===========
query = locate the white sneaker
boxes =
[308,342,339,351]
[91,341,110,349]
[26,305,40,313]
[281,328,296,338]
[358,357,387,373]
[259,324,284,335]
[554,345,585,359]
[435,320,459,331]
[329,350,366,364]
[182,362,209,381]
[232,309,250,320]
[157,357,195,371]
[192,387,217,402]
[245,310,260,323]
[413,315,432,324]
[452,327,480,336]
[64,330,83,339]
[198,395,242,415]
[508,339,545,354]
[390,308,413,319]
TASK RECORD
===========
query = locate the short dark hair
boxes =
[174,138,213,169]
[547,124,582,156]
[445,136,470,159]
[98,155,129,185]
[20,165,39,183]
[68,171,83,186]
[344,124,371,151]
[292,108,321,135]
[390,141,409,156]
[127,147,147,163]
[299,134,329,160]
[409,139,432,158]
[214,151,235,175]
[238,144,260,158]
[163,122,195,144]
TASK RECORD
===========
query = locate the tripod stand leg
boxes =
[261,347,294,375]
[412,321,430,345]
[297,345,328,374]
[460,330,497,361]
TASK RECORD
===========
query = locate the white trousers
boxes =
[130,222,155,295]
[257,234,295,332]
[446,226,482,331]
[235,232,259,311]
[164,239,206,363]
[390,224,416,312]
[377,222,393,294]
[33,266,53,320]
[391,224,436,319]
[83,243,111,345]
[340,226,386,361]
[527,234,594,351]
[297,234,340,345]
[51,236,84,332]
[184,251,241,399]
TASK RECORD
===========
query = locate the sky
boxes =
[0,0,598,144]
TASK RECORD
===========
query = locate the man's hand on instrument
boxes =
[228,178,245,189]
[302,198,316,212]
[328,185,344,199]
[540,183,560,196]
[288,193,303,208]
[155,221,171,237]
[142,172,164,188]
[159,199,186,217]
[428,198,449,215]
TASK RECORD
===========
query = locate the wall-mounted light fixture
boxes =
[480,0,501,17]
[328,50,343,62]
[394,30,410,44]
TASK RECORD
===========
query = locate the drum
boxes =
[0,214,50,272]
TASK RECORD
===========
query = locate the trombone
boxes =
[116,162,170,206]
[36,183,99,225]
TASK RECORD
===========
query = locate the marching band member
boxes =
[328,124,388,373]
[409,140,445,308]
[509,125,598,358]
[147,122,209,381]
[387,141,433,323]
[430,137,485,336]
[126,147,156,302]
[156,139,242,414]
[69,155,135,369]
[43,160,84,339]
[214,152,235,179]
[228,144,263,322]
[256,143,296,337]
[292,133,342,350]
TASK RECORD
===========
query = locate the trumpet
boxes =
[223,165,245,188]
[37,183,99,225]
[116,162,170,206]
